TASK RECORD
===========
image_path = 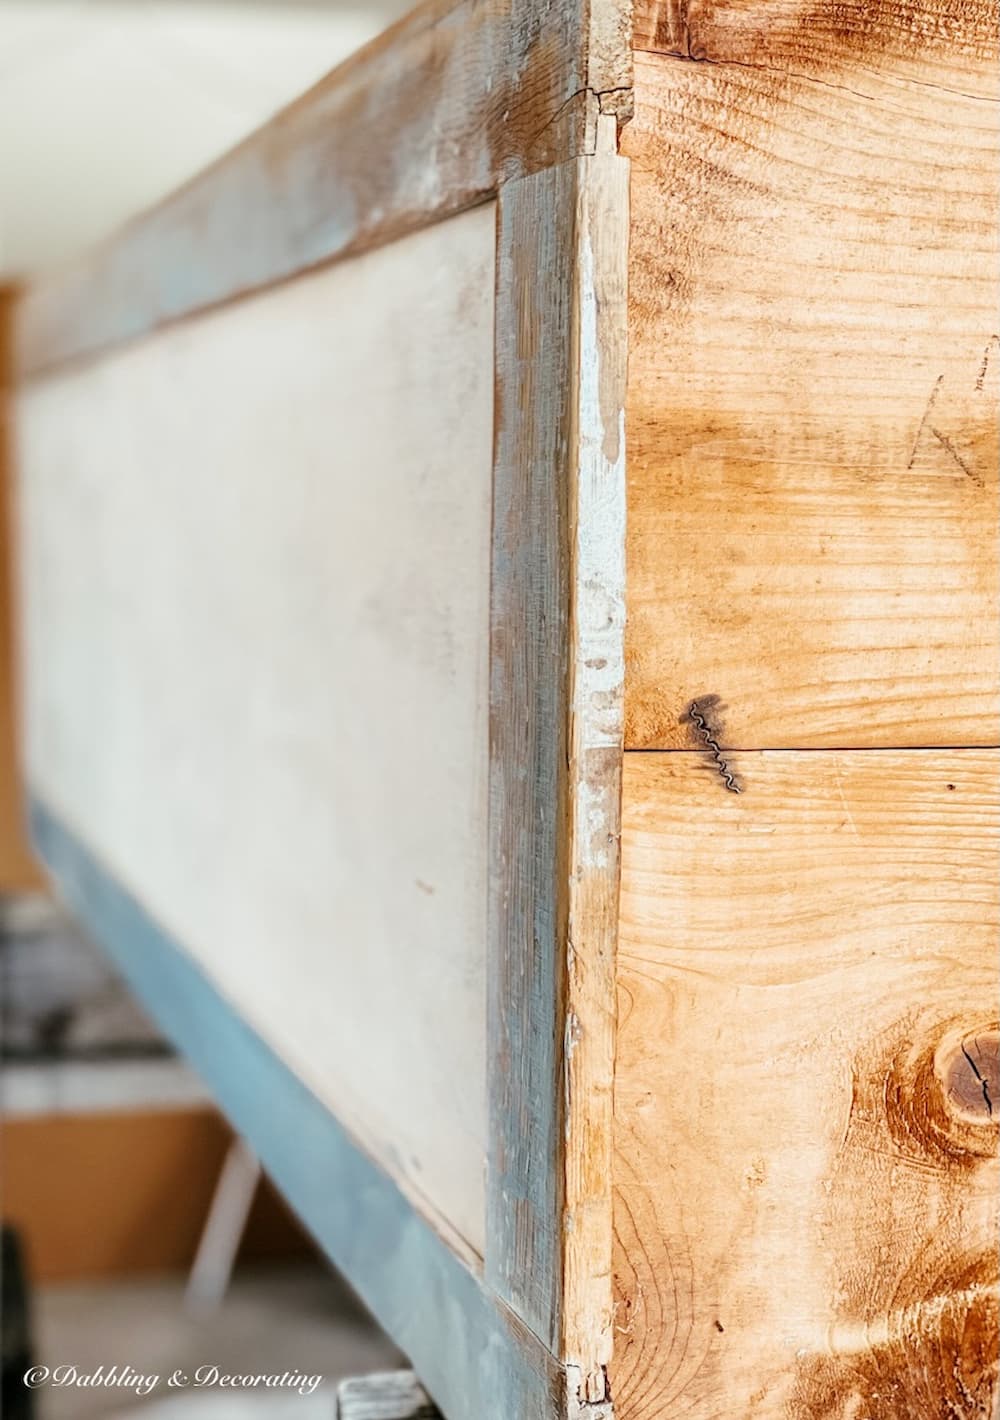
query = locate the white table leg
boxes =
[184,1136,261,1313]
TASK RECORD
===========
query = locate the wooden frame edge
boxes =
[488,122,628,1401]
[561,125,628,1399]
[16,0,633,380]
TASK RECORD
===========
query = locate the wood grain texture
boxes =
[633,0,999,98]
[623,35,1000,749]
[489,126,628,1398]
[611,750,999,1420]
[17,207,495,1258]
[17,0,634,378]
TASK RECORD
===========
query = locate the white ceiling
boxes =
[0,0,412,278]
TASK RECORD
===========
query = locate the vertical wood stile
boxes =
[489,123,629,1407]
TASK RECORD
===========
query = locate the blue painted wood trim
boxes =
[28,796,567,1420]
[488,160,575,1348]
[17,0,632,379]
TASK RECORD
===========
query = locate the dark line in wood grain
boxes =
[624,744,1000,754]
[960,1042,994,1118]
[974,335,999,390]
[631,42,993,103]
[930,425,982,485]
[907,374,944,469]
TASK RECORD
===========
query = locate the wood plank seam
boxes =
[621,48,999,143]
[629,44,997,107]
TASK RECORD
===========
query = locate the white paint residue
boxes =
[574,223,626,752]
[564,1009,584,1141]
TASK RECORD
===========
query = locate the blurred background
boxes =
[1,3,416,1415]
[0,0,410,272]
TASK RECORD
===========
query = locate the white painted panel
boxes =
[17,202,496,1255]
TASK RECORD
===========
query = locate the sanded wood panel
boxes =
[623,39,999,749]
[611,751,999,1419]
[16,203,496,1257]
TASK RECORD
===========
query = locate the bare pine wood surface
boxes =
[633,0,999,98]
[623,28,999,749]
[611,750,999,1419]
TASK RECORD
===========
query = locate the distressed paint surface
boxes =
[490,156,579,1354]
[489,136,627,1397]
[335,1372,440,1419]
[17,0,634,377]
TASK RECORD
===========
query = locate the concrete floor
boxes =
[31,1260,406,1419]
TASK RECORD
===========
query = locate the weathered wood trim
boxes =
[28,795,596,1420]
[489,155,576,1360]
[16,0,633,378]
[488,123,627,1400]
[560,127,628,1399]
